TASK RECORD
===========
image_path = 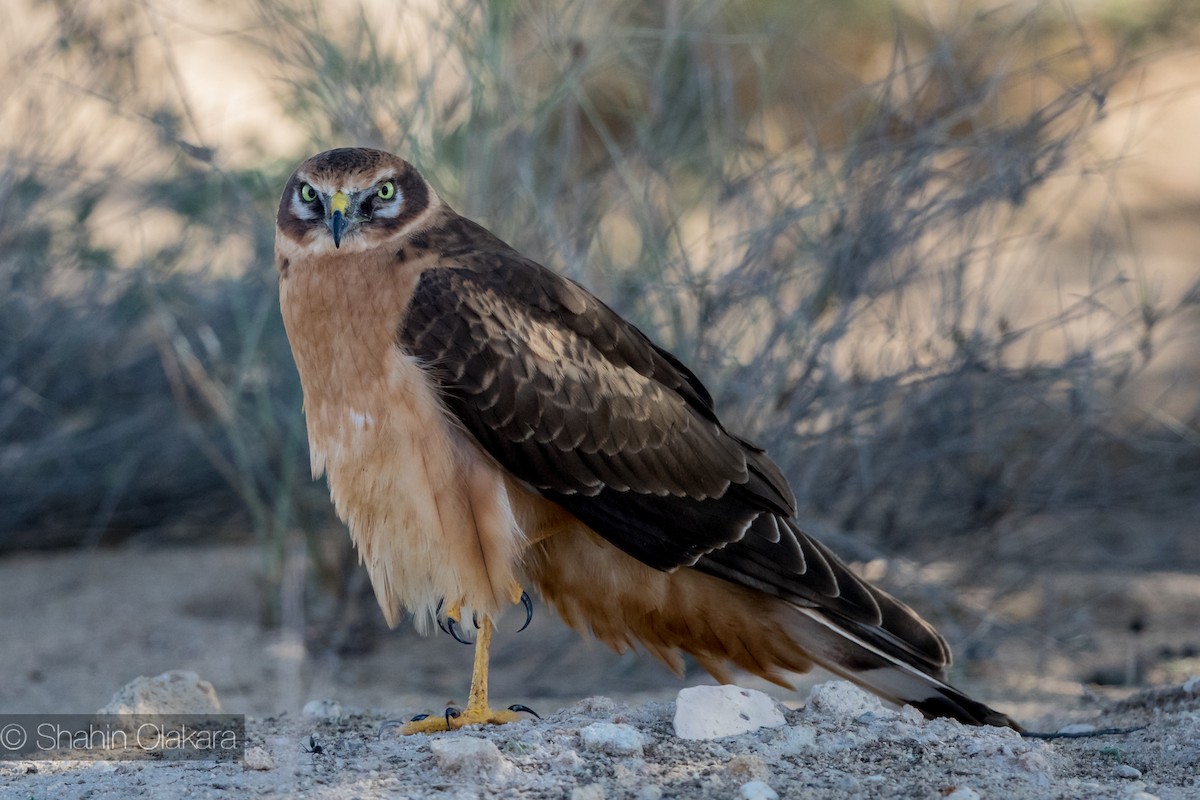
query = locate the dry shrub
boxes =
[1,0,1196,625]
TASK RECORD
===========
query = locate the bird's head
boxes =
[275,147,435,258]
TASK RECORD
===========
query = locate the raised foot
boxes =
[435,589,534,643]
[400,704,536,735]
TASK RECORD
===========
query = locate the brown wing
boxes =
[399,226,797,563]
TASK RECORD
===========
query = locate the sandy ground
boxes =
[0,543,1197,798]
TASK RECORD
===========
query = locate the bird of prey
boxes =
[275,147,1018,734]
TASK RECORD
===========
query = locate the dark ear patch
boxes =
[373,162,430,235]
[276,173,314,242]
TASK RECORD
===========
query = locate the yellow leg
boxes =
[402,616,524,734]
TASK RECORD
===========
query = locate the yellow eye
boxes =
[300,183,317,203]
[377,181,396,201]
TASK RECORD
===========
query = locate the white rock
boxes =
[302,700,343,719]
[673,686,786,740]
[740,780,779,800]
[242,746,274,771]
[99,670,221,716]
[580,722,645,756]
[945,787,980,800]
[571,785,606,800]
[430,737,510,778]
[804,681,883,720]
[1113,764,1143,779]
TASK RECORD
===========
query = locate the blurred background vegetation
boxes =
[1,0,1198,662]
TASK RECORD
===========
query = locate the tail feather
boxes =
[696,514,1018,729]
[786,605,1021,731]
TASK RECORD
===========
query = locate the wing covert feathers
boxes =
[398,234,795,572]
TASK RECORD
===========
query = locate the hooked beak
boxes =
[328,191,350,248]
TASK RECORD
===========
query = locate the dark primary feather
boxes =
[397,215,956,686]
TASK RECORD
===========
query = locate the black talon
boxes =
[447,616,473,645]
[410,714,429,722]
[518,591,533,633]
[472,612,480,630]
[507,703,541,719]
[444,707,461,728]
[435,600,451,636]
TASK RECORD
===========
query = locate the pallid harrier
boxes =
[276,147,1018,734]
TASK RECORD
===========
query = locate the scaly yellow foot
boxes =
[401,615,539,735]
[401,705,525,734]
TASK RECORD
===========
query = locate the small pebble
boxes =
[553,749,584,770]
[242,746,274,771]
[430,737,510,778]
[571,785,605,800]
[727,754,769,780]
[740,780,779,800]
[1113,764,1143,779]
[301,699,344,719]
[805,682,884,720]
[98,670,221,716]
[580,722,645,756]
